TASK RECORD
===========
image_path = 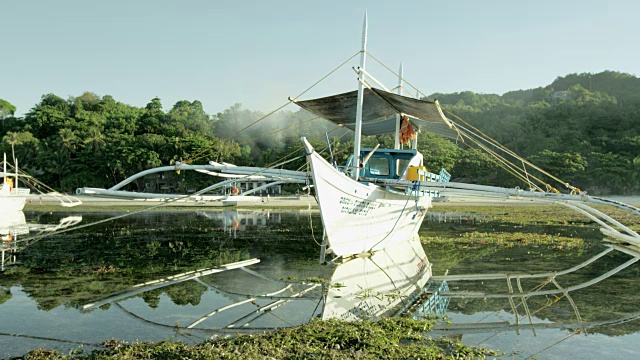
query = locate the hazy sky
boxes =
[2,0,638,117]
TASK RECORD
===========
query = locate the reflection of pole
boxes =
[319,229,327,264]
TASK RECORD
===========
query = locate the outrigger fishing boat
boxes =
[291,13,640,262]
[295,14,455,258]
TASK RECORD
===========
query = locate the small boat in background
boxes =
[1,153,30,212]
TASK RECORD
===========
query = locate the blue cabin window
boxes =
[368,157,390,176]
[346,148,419,180]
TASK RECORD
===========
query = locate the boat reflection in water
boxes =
[0,211,82,270]
[426,237,640,358]
[80,235,440,332]
[196,210,282,238]
[323,235,434,321]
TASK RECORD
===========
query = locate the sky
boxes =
[2,0,639,117]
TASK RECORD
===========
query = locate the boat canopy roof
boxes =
[294,88,459,139]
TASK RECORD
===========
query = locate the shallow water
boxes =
[0,208,639,359]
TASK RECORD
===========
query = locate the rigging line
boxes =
[524,330,579,360]
[7,164,79,203]
[289,50,361,103]
[449,121,555,190]
[221,103,292,144]
[446,110,578,192]
[0,331,102,347]
[366,52,423,97]
[470,141,544,191]
[447,119,550,190]
[460,139,544,191]
[220,50,360,144]
[367,190,414,252]
[20,156,305,243]
[307,207,322,247]
[186,116,323,165]
[295,128,351,172]
[453,124,549,190]
[309,296,324,322]
[237,116,322,146]
[462,135,538,186]
[259,124,346,170]
[368,256,413,309]
[367,51,578,191]
[113,303,207,339]
[367,53,556,190]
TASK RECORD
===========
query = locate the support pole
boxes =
[394,63,403,149]
[352,11,368,181]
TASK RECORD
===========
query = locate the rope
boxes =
[367,51,581,194]
[3,162,81,205]
[237,116,322,146]
[445,110,577,192]
[180,51,360,165]
[20,155,305,244]
[524,330,579,360]
[185,51,360,165]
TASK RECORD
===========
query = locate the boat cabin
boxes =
[346,148,424,181]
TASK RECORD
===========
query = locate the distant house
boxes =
[550,90,571,101]
[142,172,282,195]
[237,180,282,195]
[144,172,181,193]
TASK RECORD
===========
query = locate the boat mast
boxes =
[394,63,403,149]
[14,158,18,189]
[352,11,368,181]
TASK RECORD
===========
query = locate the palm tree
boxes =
[83,127,105,155]
[59,128,78,154]
[2,131,20,166]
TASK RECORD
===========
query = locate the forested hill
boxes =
[426,70,640,194]
[1,70,639,195]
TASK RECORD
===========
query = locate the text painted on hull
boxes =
[339,196,380,215]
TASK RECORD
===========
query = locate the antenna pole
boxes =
[352,11,368,181]
[394,63,403,149]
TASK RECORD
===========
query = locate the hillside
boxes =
[1,71,639,195]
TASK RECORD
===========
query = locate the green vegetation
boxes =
[24,318,497,359]
[428,71,640,193]
[423,204,640,338]
[3,70,640,195]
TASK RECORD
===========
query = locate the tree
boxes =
[0,99,17,130]
[2,131,38,167]
[58,128,79,154]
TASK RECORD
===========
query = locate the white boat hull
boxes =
[303,139,431,257]
[0,189,29,212]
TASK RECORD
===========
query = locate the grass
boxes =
[24,318,497,359]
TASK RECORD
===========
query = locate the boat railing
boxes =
[10,188,30,196]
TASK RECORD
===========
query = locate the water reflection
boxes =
[0,209,639,359]
[421,212,640,359]
[196,210,282,238]
[1,211,82,270]
[324,235,432,321]
[79,234,434,330]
